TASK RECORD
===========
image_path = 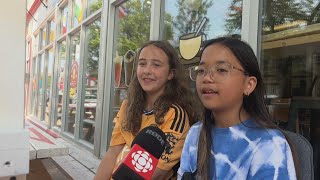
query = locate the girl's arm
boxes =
[152,168,172,180]
[177,128,195,180]
[93,144,124,180]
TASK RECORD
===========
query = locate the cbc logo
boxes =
[131,151,153,173]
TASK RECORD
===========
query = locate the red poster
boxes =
[70,60,79,88]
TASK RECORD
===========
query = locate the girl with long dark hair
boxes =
[178,37,297,180]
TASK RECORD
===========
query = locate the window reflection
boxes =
[66,32,81,134]
[73,0,84,27]
[45,48,54,124]
[41,28,46,48]
[49,18,55,44]
[162,0,243,47]
[87,0,102,16]
[112,0,151,119]
[37,54,45,121]
[55,41,66,128]
[260,1,320,178]
[31,58,38,116]
[34,35,39,54]
[61,5,68,35]
[80,19,101,144]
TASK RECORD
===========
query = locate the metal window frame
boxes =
[52,0,104,153]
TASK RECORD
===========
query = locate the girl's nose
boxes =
[143,64,152,74]
[201,70,214,83]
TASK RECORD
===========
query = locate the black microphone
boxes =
[112,126,166,180]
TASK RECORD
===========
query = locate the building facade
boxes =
[26,0,320,178]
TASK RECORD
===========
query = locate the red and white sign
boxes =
[122,144,158,180]
[70,60,79,88]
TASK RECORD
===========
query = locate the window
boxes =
[55,41,66,128]
[259,1,320,178]
[30,58,38,116]
[66,32,81,134]
[162,0,243,47]
[33,34,39,55]
[87,0,102,17]
[41,27,47,49]
[60,5,69,35]
[79,19,101,143]
[49,18,55,44]
[37,54,45,121]
[111,0,151,119]
[73,0,84,27]
[45,48,54,124]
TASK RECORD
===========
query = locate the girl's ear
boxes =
[168,69,174,80]
[244,76,257,96]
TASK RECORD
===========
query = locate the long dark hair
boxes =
[122,41,196,134]
[196,37,299,180]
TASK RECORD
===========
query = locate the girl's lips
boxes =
[142,77,154,83]
[201,88,218,95]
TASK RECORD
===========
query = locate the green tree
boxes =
[173,0,213,36]
[225,0,242,34]
[163,13,174,41]
[117,0,152,55]
[225,0,320,34]
[89,0,102,13]
[262,0,320,34]
[87,20,101,79]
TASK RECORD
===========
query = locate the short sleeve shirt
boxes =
[178,120,297,180]
[110,100,190,172]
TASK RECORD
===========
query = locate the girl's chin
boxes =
[201,101,219,110]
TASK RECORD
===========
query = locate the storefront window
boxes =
[87,0,102,17]
[61,5,68,35]
[49,18,55,44]
[111,0,151,119]
[66,32,81,134]
[55,41,66,128]
[33,34,39,55]
[73,0,84,27]
[260,0,320,178]
[37,54,45,121]
[162,0,243,48]
[31,58,38,116]
[41,27,47,49]
[80,19,101,143]
[45,48,54,124]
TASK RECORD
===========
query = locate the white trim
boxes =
[150,0,161,40]
[241,0,259,56]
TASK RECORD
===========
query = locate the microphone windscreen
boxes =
[131,126,166,159]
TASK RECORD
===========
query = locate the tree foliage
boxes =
[87,20,101,78]
[225,0,320,34]
[173,0,213,37]
[117,0,152,56]
[225,0,242,34]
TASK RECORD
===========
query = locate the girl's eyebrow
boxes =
[138,58,163,63]
[199,60,229,65]
[215,60,229,64]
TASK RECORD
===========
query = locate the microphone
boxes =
[112,126,166,180]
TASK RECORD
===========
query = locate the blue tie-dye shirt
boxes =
[178,119,297,180]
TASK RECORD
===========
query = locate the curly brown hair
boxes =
[121,40,197,134]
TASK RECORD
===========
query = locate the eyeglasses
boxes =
[188,62,248,82]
